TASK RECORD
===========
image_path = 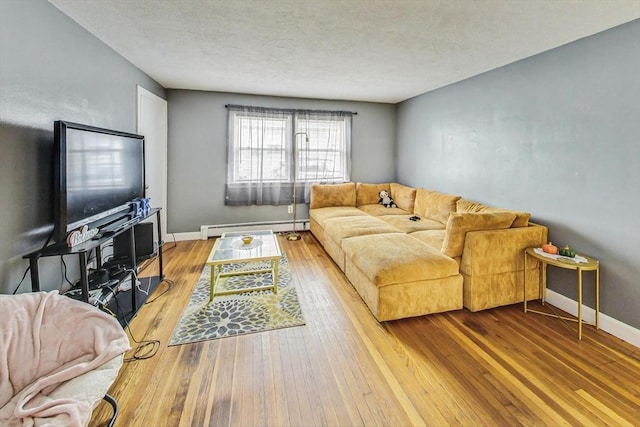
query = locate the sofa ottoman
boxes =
[342,233,463,321]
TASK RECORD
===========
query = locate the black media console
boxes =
[24,208,164,324]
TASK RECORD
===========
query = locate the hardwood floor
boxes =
[91,231,640,426]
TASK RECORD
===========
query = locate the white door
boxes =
[137,85,168,242]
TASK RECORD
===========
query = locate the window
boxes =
[230,112,291,183]
[225,106,352,206]
[295,115,350,183]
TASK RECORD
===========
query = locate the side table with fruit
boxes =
[523,244,600,340]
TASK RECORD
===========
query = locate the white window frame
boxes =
[295,115,350,183]
[227,110,351,185]
[229,112,292,184]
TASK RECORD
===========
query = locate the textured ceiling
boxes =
[48,0,640,103]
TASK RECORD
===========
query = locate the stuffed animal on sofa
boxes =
[378,190,397,208]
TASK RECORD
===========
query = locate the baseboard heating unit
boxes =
[199,220,309,240]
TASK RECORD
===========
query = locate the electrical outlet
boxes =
[287,205,293,214]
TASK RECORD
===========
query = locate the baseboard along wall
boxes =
[198,219,310,240]
[543,289,639,348]
[169,220,310,242]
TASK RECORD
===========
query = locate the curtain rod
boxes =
[225,104,358,115]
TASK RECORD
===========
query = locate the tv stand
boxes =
[98,216,141,237]
[24,208,164,321]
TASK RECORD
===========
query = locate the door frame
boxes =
[137,85,168,241]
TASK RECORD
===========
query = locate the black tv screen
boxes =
[54,121,145,242]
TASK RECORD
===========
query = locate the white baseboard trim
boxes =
[168,231,202,242]
[199,220,309,240]
[168,220,310,242]
[545,289,640,348]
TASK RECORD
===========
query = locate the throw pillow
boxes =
[414,188,461,225]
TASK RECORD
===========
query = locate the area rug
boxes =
[168,254,304,346]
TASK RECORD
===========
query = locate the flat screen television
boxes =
[53,120,145,243]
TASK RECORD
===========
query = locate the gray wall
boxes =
[167,90,396,233]
[397,20,640,328]
[0,0,165,294]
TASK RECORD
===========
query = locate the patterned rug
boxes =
[168,254,305,346]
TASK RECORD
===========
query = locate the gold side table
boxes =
[523,247,600,340]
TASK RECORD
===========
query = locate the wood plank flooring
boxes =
[91,231,640,426]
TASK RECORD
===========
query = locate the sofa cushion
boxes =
[409,229,447,251]
[357,204,410,216]
[310,207,367,249]
[441,211,517,257]
[413,188,461,225]
[309,206,368,228]
[356,182,391,206]
[457,199,531,228]
[343,233,460,286]
[390,183,417,212]
[324,216,401,244]
[379,215,444,233]
[309,182,356,209]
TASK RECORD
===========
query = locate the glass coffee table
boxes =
[206,230,282,302]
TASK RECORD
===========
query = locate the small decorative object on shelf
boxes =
[132,197,151,217]
[241,235,254,245]
[66,225,99,247]
[558,245,576,258]
[541,242,558,254]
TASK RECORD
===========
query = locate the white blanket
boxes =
[0,291,130,427]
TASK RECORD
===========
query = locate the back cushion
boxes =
[441,211,517,257]
[390,183,417,212]
[457,199,531,228]
[413,188,461,225]
[309,182,356,209]
[456,199,488,213]
[356,182,391,206]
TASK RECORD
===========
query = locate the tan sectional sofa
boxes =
[309,182,548,321]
